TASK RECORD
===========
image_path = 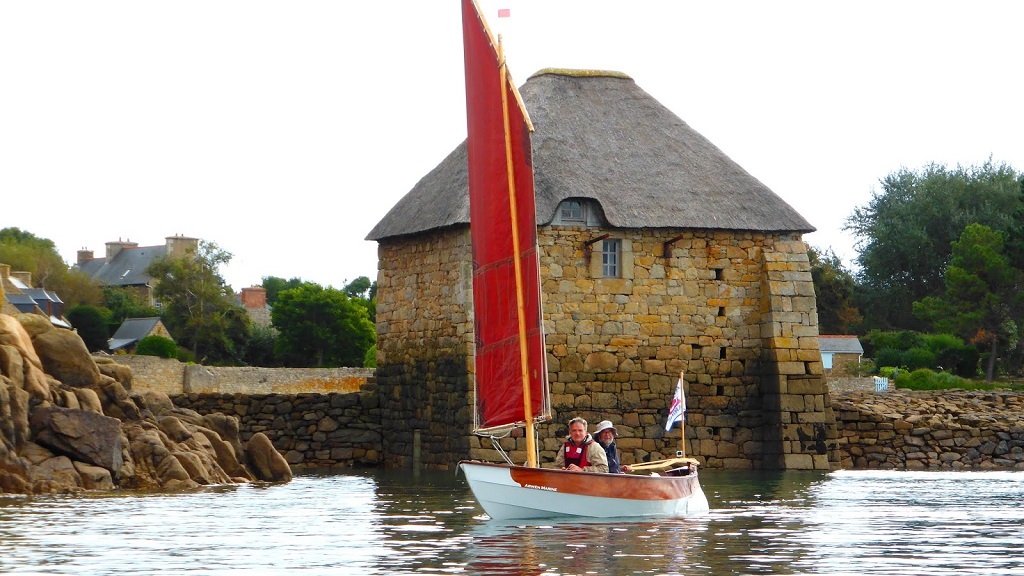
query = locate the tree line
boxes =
[812,159,1024,381]
[0,228,376,369]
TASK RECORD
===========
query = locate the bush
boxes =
[135,335,177,358]
[895,368,996,391]
[874,348,903,372]
[922,333,962,353]
[902,347,936,370]
[363,345,377,368]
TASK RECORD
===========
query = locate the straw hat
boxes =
[593,420,617,437]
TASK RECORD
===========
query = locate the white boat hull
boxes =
[459,461,710,520]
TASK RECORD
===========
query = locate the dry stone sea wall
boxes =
[114,355,371,395]
[833,389,1024,470]
[171,390,383,469]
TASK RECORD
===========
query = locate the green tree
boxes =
[0,227,103,307]
[243,324,280,367]
[271,283,375,367]
[343,276,372,299]
[102,287,163,334]
[1002,173,1024,270]
[343,276,377,323]
[66,305,110,352]
[147,240,250,365]
[262,276,304,306]
[845,161,1022,330]
[913,224,1021,381]
[808,246,861,334]
[363,345,377,368]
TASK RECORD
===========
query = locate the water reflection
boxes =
[1,468,1023,575]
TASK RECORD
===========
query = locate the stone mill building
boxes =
[367,69,839,471]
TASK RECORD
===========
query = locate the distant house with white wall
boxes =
[819,335,864,375]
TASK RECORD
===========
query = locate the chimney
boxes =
[105,238,139,260]
[0,263,9,280]
[11,271,32,286]
[166,234,200,258]
[77,249,94,265]
[240,286,267,308]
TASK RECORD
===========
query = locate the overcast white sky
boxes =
[3,1,1022,291]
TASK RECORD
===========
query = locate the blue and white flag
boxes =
[664,375,686,431]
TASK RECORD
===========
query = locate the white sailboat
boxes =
[457,0,709,521]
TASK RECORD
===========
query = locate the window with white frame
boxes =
[601,239,621,278]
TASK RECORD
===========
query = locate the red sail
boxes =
[462,0,549,432]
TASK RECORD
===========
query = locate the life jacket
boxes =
[563,437,593,469]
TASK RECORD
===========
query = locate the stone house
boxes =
[75,234,200,306]
[108,317,174,353]
[819,335,865,376]
[367,69,838,471]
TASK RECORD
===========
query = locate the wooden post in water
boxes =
[413,429,422,472]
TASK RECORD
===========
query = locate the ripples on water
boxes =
[1,468,1022,575]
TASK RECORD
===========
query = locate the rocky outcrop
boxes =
[833,389,1024,470]
[0,312,292,494]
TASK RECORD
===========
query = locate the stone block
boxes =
[783,453,815,469]
[776,362,807,375]
[779,395,806,412]
[583,352,618,373]
[788,379,826,395]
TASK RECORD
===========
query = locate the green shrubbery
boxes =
[892,368,1014,391]
[865,330,978,377]
[893,368,968,390]
[135,335,178,359]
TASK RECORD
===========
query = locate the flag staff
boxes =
[679,370,686,459]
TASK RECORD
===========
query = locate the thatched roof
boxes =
[367,69,814,241]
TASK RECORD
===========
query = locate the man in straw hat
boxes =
[593,420,632,474]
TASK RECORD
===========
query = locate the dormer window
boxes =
[553,199,602,226]
[560,200,585,223]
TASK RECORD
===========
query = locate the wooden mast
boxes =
[498,35,538,468]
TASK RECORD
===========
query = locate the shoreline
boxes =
[829,383,1024,470]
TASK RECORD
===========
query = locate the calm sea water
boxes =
[1,468,1022,575]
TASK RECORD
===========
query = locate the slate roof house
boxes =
[108,317,174,352]
[367,69,837,471]
[74,235,199,305]
[0,263,71,328]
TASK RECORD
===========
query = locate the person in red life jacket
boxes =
[553,417,608,473]
[593,420,633,474]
